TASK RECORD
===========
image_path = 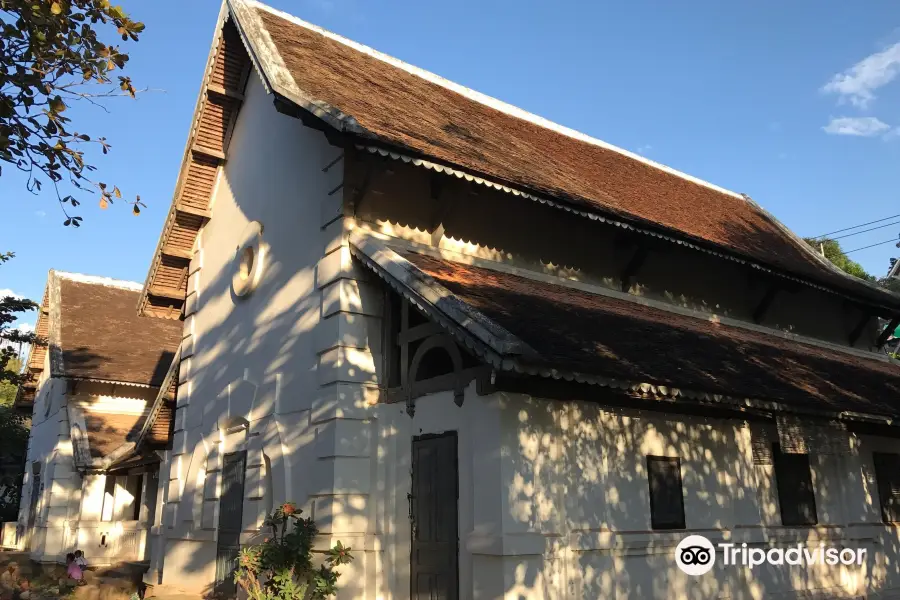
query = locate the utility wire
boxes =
[844,237,899,254]
[812,213,900,239]
[831,220,900,240]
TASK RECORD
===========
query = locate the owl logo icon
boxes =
[675,535,716,576]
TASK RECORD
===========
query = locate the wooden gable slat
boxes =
[139,17,251,318]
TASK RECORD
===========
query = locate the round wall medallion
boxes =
[232,221,266,298]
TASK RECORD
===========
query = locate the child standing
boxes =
[65,553,84,586]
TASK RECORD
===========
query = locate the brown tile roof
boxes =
[400,251,900,417]
[83,411,144,459]
[58,277,182,386]
[250,5,900,310]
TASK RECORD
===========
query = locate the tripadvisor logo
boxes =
[676,535,716,576]
[675,534,868,576]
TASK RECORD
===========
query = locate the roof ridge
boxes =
[245,0,746,202]
[53,271,143,292]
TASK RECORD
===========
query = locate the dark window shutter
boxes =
[773,444,817,526]
[873,452,900,523]
[647,456,685,530]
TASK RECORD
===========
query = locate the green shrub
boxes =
[234,502,353,600]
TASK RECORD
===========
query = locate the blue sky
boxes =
[3,0,900,330]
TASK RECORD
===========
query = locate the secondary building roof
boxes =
[351,233,900,421]
[52,272,182,385]
[19,271,183,408]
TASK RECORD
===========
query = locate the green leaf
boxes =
[49,95,66,113]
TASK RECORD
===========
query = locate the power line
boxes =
[812,213,900,239]
[832,220,900,240]
[844,237,900,254]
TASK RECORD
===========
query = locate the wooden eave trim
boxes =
[191,145,227,161]
[161,245,193,261]
[148,285,186,301]
[207,83,245,101]
[175,205,213,220]
[134,343,181,451]
[138,4,250,317]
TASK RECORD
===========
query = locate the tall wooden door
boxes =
[410,433,459,600]
[215,451,246,596]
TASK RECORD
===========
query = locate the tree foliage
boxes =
[0,253,37,385]
[880,274,900,295]
[803,238,875,282]
[235,503,354,600]
[0,0,147,224]
[0,253,35,522]
[0,357,22,406]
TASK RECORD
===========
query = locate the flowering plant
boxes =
[234,503,353,600]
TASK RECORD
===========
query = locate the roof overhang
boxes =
[349,230,900,427]
[351,146,900,319]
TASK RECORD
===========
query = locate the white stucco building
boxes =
[117,2,900,598]
[16,271,181,566]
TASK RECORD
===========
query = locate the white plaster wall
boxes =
[402,390,900,600]
[19,372,159,564]
[157,72,349,594]
[370,384,501,600]
[20,372,73,562]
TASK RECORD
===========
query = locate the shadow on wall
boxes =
[151,120,891,598]
[525,393,900,598]
[158,123,376,594]
[166,231,891,599]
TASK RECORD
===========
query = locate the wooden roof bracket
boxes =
[620,245,648,293]
[847,310,871,346]
[347,148,373,218]
[752,285,780,324]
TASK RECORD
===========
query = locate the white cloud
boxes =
[822,41,900,108]
[822,116,891,136]
[35,210,46,218]
[14,323,34,334]
[636,144,653,154]
[0,289,22,300]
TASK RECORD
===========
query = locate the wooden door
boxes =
[410,433,459,600]
[25,474,40,549]
[215,451,246,596]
